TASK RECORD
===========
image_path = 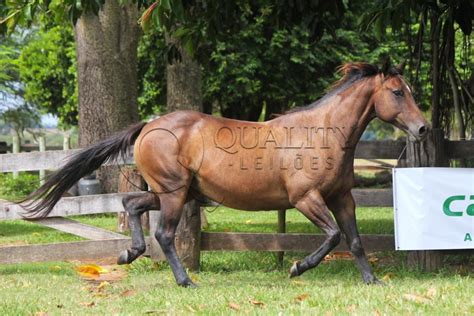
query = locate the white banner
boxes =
[393,168,474,250]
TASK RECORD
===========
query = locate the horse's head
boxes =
[372,64,430,141]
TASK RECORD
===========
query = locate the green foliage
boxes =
[137,31,166,119]
[0,104,40,136]
[0,172,39,198]
[18,26,77,127]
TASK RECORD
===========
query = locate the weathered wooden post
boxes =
[11,132,20,179]
[405,128,448,271]
[277,209,286,265]
[38,135,46,185]
[117,167,149,232]
[175,200,201,271]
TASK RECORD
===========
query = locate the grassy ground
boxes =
[0,207,473,315]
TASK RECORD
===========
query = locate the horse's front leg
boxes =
[117,192,159,265]
[329,191,381,284]
[289,189,341,277]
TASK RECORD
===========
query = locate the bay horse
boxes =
[20,62,429,287]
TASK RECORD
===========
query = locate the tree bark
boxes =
[429,11,441,129]
[405,129,447,272]
[166,40,202,271]
[74,1,140,192]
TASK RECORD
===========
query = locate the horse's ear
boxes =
[381,57,392,75]
[395,62,406,75]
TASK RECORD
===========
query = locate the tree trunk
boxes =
[74,0,140,192]
[429,11,441,129]
[405,129,447,272]
[166,40,202,271]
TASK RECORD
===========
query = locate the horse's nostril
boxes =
[418,126,427,136]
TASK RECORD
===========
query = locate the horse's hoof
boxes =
[365,277,384,286]
[178,279,197,288]
[289,261,301,278]
[117,250,130,265]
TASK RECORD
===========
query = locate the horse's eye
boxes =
[392,89,404,97]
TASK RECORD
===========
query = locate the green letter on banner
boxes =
[443,195,465,216]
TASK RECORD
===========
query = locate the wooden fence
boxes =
[0,137,472,267]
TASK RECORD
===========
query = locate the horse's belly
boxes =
[194,172,291,210]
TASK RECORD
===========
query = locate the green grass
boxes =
[0,255,473,315]
[1,207,473,315]
[0,207,392,246]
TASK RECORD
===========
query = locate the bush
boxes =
[0,173,39,199]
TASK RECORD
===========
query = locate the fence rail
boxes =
[1,137,472,266]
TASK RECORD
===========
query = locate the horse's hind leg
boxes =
[155,191,196,287]
[329,192,381,284]
[117,192,159,265]
[290,190,341,277]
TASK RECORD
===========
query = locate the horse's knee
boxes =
[155,228,174,249]
[350,238,364,257]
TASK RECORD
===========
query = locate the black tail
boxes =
[20,122,147,218]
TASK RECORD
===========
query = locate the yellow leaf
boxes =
[49,265,62,271]
[245,220,252,224]
[382,272,395,281]
[249,299,265,307]
[186,305,196,313]
[76,264,108,279]
[347,304,357,312]
[294,293,309,302]
[291,280,307,286]
[79,301,95,307]
[426,287,437,298]
[403,294,431,304]
[97,281,110,291]
[228,302,240,311]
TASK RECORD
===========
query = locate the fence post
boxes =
[175,200,201,271]
[117,167,149,233]
[38,135,46,185]
[11,132,20,179]
[405,128,448,271]
[276,209,286,265]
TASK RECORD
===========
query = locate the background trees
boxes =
[1,0,472,142]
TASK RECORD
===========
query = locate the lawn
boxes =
[0,207,473,315]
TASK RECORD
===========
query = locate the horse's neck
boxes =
[303,79,376,149]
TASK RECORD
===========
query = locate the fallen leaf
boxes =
[76,264,108,279]
[347,304,357,312]
[245,220,252,224]
[79,301,95,307]
[249,299,265,307]
[49,265,62,271]
[403,294,431,304]
[324,251,352,261]
[97,281,110,291]
[228,302,240,311]
[426,287,437,298]
[368,256,379,264]
[373,309,381,316]
[294,293,309,302]
[291,280,307,286]
[186,305,196,312]
[382,272,395,281]
[120,289,136,297]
